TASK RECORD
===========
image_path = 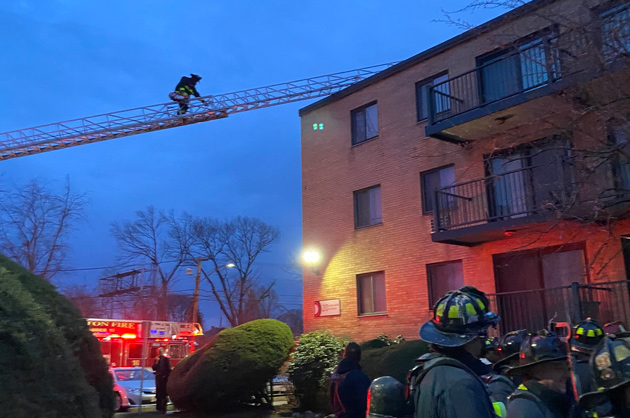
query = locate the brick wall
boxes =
[300,0,629,342]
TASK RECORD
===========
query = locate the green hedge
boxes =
[0,255,113,418]
[288,331,347,411]
[361,340,430,384]
[168,319,294,413]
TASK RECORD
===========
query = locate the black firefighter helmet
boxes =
[493,329,530,369]
[367,376,407,418]
[507,331,568,376]
[571,318,605,354]
[419,286,499,347]
[579,332,630,410]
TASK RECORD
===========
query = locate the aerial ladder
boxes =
[0,63,397,161]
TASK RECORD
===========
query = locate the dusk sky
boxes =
[0,1,505,327]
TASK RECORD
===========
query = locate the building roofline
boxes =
[299,0,555,117]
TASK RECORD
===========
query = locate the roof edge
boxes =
[299,0,555,117]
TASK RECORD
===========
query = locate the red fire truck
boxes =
[87,319,203,367]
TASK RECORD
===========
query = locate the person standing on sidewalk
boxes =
[330,342,371,418]
[152,348,171,414]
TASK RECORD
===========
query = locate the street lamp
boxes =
[302,249,322,275]
[188,258,235,324]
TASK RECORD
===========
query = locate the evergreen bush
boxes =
[361,339,429,384]
[0,255,113,418]
[288,331,347,411]
[168,319,294,413]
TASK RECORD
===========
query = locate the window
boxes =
[610,124,630,192]
[416,73,450,121]
[486,137,573,219]
[600,3,630,60]
[128,343,143,359]
[421,165,455,214]
[426,261,464,307]
[354,185,382,228]
[357,272,386,315]
[477,30,559,103]
[351,102,378,145]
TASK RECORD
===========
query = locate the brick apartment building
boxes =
[300,0,630,341]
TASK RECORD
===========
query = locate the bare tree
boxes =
[168,293,196,323]
[0,178,86,280]
[62,285,107,318]
[276,308,304,337]
[240,285,281,323]
[191,216,280,327]
[111,206,194,320]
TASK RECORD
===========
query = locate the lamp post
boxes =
[189,258,235,324]
[302,249,322,275]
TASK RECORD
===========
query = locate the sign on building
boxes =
[314,299,341,317]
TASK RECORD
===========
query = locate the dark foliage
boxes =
[168,319,294,413]
[0,254,113,417]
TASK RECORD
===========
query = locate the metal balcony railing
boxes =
[428,4,630,124]
[487,280,630,335]
[433,164,573,232]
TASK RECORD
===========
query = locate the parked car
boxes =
[110,367,157,411]
[271,375,293,396]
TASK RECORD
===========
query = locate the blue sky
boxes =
[0,1,505,327]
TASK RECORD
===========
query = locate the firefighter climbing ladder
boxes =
[0,63,397,161]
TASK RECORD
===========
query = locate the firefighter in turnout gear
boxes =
[571,319,605,396]
[485,337,502,364]
[413,286,504,418]
[578,333,630,418]
[506,331,574,418]
[487,330,530,406]
[169,73,206,115]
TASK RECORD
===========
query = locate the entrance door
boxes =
[493,243,586,332]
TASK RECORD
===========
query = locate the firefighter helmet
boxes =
[367,376,407,418]
[494,329,530,369]
[485,336,500,351]
[419,286,499,347]
[507,331,568,376]
[579,333,630,410]
[571,318,605,353]
[190,73,202,82]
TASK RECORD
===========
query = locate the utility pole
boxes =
[191,258,204,325]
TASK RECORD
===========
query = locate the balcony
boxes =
[425,5,630,143]
[432,164,574,245]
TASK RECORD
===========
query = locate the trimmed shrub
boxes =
[360,339,390,351]
[288,331,347,411]
[0,255,113,418]
[361,339,430,384]
[168,319,294,413]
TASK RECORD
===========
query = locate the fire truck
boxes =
[87,319,203,367]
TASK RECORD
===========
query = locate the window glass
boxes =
[427,261,464,307]
[600,4,630,60]
[421,166,455,213]
[352,103,378,144]
[128,343,143,359]
[357,272,386,315]
[417,73,450,121]
[354,186,382,228]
